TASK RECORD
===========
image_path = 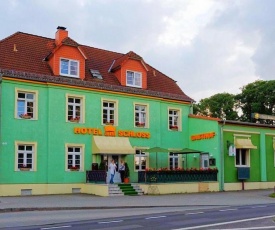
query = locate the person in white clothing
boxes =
[109,159,117,184]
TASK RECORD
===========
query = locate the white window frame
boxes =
[134,103,149,128]
[169,152,179,170]
[60,58,79,78]
[134,149,149,171]
[66,94,85,123]
[126,70,142,88]
[65,144,85,172]
[235,149,250,167]
[168,107,181,131]
[15,141,37,171]
[102,98,118,126]
[15,88,38,120]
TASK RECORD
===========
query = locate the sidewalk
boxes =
[0,189,274,212]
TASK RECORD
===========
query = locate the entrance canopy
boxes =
[92,136,135,154]
[235,139,257,149]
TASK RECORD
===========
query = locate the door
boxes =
[201,154,209,169]
[107,155,122,183]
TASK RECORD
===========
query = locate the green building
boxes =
[0,27,274,196]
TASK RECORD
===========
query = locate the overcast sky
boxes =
[1,0,274,102]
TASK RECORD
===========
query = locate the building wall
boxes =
[0,78,190,184]
[223,124,275,186]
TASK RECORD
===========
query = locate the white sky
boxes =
[1,0,275,102]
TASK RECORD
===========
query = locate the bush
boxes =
[124,162,130,178]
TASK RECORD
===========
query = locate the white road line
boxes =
[145,215,167,219]
[172,214,275,230]
[221,227,275,229]
[41,226,71,230]
[185,212,204,215]
[219,208,238,212]
[251,205,267,208]
[98,220,123,224]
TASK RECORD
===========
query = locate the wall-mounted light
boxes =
[193,154,197,158]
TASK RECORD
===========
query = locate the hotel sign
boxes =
[191,132,216,141]
[74,126,150,139]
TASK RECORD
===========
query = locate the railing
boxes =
[86,170,106,183]
[138,171,218,183]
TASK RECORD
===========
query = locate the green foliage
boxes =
[195,93,239,120]
[193,80,275,123]
[235,80,275,123]
[124,162,130,178]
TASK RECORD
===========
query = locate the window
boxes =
[126,71,142,88]
[16,90,37,119]
[201,154,209,169]
[135,150,147,171]
[60,58,79,77]
[169,153,179,169]
[135,104,148,127]
[15,142,37,171]
[102,100,117,125]
[235,149,250,167]
[66,145,84,171]
[168,108,181,131]
[66,94,85,123]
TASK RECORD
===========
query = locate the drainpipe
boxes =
[220,120,225,191]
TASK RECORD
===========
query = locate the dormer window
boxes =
[126,70,142,88]
[60,58,79,78]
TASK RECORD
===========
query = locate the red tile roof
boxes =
[0,31,193,102]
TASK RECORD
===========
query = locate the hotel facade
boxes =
[0,27,274,196]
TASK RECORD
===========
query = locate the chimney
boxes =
[55,26,68,45]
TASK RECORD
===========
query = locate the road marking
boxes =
[251,205,267,208]
[145,215,167,219]
[185,212,204,215]
[222,227,275,229]
[98,220,123,224]
[219,208,238,211]
[172,214,275,230]
[41,226,71,230]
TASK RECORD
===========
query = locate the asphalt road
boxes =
[2,204,275,230]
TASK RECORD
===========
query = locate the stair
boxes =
[108,184,124,196]
[108,183,144,196]
[118,183,143,196]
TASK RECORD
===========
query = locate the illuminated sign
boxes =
[74,126,150,139]
[191,132,215,141]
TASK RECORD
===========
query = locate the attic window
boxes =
[60,58,79,78]
[90,69,103,79]
[126,71,142,88]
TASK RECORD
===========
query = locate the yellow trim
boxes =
[14,141,37,171]
[65,93,85,123]
[223,129,260,134]
[65,143,85,172]
[4,77,190,105]
[15,88,38,120]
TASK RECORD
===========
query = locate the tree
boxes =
[235,80,275,124]
[194,93,239,120]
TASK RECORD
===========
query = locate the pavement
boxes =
[0,189,274,212]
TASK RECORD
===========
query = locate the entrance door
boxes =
[107,155,122,183]
[201,154,209,169]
